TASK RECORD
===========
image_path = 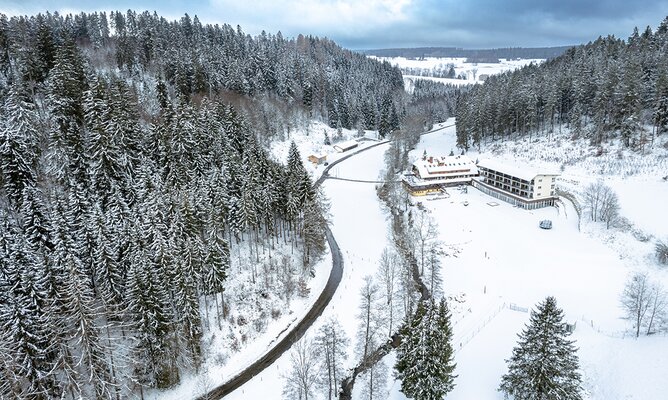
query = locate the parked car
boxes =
[539,220,553,229]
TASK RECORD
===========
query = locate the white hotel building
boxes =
[402,155,479,196]
[472,159,559,209]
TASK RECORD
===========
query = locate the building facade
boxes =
[308,154,327,165]
[403,154,478,196]
[473,159,558,209]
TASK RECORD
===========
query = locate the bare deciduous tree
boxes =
[410,211,439,275]
[359,353,387,400]
[282,338,320,400]
[599,189,620,229]
[357,276,383,360]
[582,180,619,227]
[377,247,399,336]
[621,272,652,338]
[315,318,349,400]
[646,282,667,335]
[279,255,295,306]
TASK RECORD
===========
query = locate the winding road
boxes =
[198,123,454,399]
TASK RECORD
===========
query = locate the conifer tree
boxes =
[394,299,456,400]
[0,234,57,399]
[0,88,38,206]
[394,301,425,397]
[500,296,583,400]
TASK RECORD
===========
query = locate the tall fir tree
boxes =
[0,88,38,207]
[499,296,583,400]
[394,299,456,400]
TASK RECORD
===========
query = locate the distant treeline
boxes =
[455,19,668,151]
[363,46,574,60]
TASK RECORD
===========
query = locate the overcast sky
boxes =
[2,0,668,49]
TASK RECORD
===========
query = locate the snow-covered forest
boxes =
[456,18,668,150]
[2,6,668,400]
[0,10,461,399]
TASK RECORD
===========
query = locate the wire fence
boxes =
[454,302,508,354]
[578,315,668,339]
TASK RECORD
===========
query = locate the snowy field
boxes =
[369,56,543,88]
[385,121,668,400]
[161,117,668,399]
[269,120,384,178]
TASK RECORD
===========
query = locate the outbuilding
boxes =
[308,153,327,165]
[333,140,359,153]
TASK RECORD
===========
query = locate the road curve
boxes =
[196,226,342,399]
[199,123,454,399]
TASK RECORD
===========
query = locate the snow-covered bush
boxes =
[657,240,668,265]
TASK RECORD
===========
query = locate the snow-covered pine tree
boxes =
[127,232,180,390]
[394,300,426,397]
[53,197,115,399]
[394,298,456,400]
[431,298,457,395]
[173,240,203,369]
[499,296,583,400]
[203,230,229,329]
[0,87,39,206]
[301,192,327,269]
[0,232,58,399]
[90,203,124,312]
[654,70,668,134]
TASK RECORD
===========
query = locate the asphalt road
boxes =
[199,123,454,399]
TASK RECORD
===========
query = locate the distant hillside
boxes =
[455,17,668,151]
[362,46,574,60]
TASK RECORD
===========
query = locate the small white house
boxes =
[333,140,358,153]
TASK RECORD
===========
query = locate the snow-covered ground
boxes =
[160,116,668,399]
[225,140,394,400]
[269,120,384,179]
[151,244,332,400]
[151,120,386,400]
[369,56,542,88]
[385,121,668,400]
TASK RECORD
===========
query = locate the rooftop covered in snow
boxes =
[413,154,478,179]
[477,159,559,182]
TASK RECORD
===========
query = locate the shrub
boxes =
[657,240,668,265]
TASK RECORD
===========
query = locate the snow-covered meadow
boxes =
[387,121,668,399]
[369,56,543,88]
